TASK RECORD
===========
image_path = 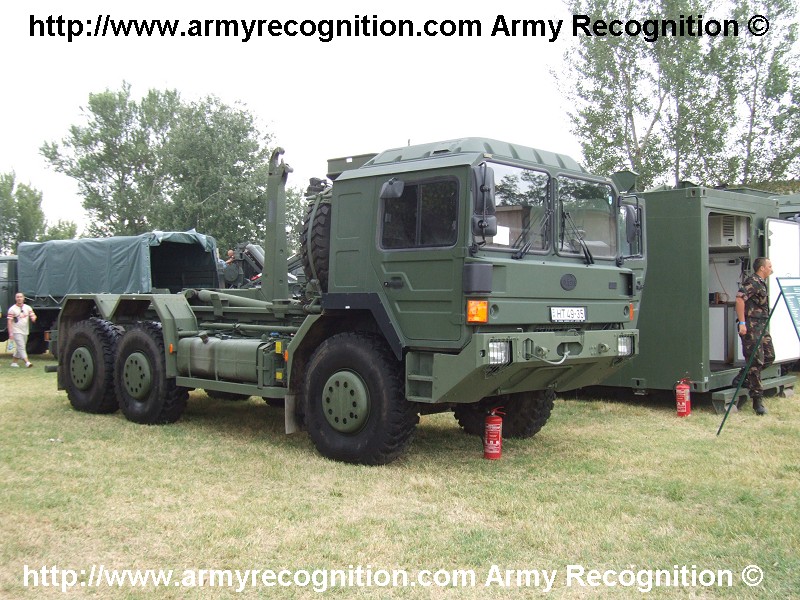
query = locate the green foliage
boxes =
[728,0,799,183]
[40,219,78,242]
[41,83,179,236]
[0,172,47,254]
[42,83,280,249]
[156,96,272,251]
[563,0,799,188]
[563,0,671,189]
[285,186,306,254]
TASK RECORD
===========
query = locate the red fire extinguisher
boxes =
[484,408,503,459]
[675,378,691,417]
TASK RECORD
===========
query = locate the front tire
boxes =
[115,322,188,424]
[304,333,418,465]
[63,318,120,414]
[454,389,555,438]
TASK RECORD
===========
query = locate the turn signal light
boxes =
[467,300,489,323]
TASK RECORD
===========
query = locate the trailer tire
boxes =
[304,333,418,465]
[63,318,120,414]
[115,322,188,424]
[204,389,251,401]
[301,201,331,291]
[454,389,555,438]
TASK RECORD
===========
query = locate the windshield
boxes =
[480,163,550,253]
[556,176,617,259]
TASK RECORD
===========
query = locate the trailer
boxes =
[596,184,798,410]
[1,231,220,355]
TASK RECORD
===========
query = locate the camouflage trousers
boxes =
[739,320,775,399]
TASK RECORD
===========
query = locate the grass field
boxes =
[2,352,799,598]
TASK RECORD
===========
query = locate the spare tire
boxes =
[301,200,331,291]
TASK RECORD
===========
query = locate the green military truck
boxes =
[1,232,220,355]
[55,139,646,464]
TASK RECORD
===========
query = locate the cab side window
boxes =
[381,179,458,249]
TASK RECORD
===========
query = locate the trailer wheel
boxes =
[304,333,418,465]
[63,318,120,414]
[454,389,555,438]
[204,389,251,401]
[115,322,188,424]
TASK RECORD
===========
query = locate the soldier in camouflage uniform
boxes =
[735,257,775,415]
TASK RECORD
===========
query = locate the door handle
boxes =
[383,278,404,289]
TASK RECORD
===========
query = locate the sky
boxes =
[1,1,582,232]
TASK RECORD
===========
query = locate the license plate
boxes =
[550,306,586,322]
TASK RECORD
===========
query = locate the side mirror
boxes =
[379,177,405,200]
[624,204,639,245]
[472,215,498,237]
[472,163,497,238]
[472,164,496,216]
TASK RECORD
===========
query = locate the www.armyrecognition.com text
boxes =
[29,12,770,44]
[23,563,765,593]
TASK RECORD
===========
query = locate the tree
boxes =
[0,173,15,253]
[285,187,307,255]
[0,172,47,254]
[42,84,278,249]
[156,96,273,251]
[727,0,799,183]
[41,220,78,242]
[42,82,180,236]
[562,0,671,189]
[562,0,799,188]
[651,0,739,185]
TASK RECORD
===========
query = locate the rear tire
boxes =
[63,318,120,414]
[115,322,188,424]
[304,333,418,465]
[454,389,555,438]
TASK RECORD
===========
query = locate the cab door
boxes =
[374,174,464,343]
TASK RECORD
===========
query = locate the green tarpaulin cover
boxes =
[19,231,219,297]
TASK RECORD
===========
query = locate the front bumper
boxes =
[406,329,639,404]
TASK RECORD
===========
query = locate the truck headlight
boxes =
[488,341,511,365]
[617,335,634,356]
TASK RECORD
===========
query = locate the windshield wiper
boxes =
[563,211,594,265]
[511,241,532,260]
[511,207,551,259]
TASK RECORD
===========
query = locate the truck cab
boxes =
[312,139,645,402]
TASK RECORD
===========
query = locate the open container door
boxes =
[766,217,800,363]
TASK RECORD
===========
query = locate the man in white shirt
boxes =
[7,292,37,368]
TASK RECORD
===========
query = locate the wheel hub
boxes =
[322,370,369,433]
[122,352,152,401]
[69,347,94,391]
